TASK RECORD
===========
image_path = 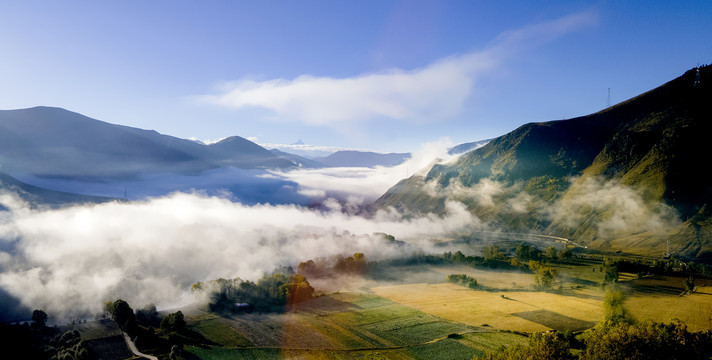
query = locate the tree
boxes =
[282,274,315,304]
[32,309,47,327]
[483,245,503,261]
[110,299,137,336]
[529,261,558,290]
[603,258,619,284]
[684,276,695,294]
[581,319,712,360]
[602,284,631,326]
[535,266,557,289]
[160,311,186,333]
[136,303,159,326]
[480,331,572,360]
[516,244,532,260]
[447,274,478,289]
[545,246,558,259]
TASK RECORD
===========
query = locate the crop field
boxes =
[620,275,712,332]
[75,260,712,359]
[427,265,536,290]
[183,291,527,359]
[372,282,602,333]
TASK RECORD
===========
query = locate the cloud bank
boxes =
[0,191,478,320]
[198,11,596,126]
[270,139,460,205]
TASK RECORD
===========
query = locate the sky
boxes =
[1,1,711,153]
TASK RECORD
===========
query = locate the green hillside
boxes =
[375,65,712,259]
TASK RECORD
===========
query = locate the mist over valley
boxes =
[2,3,712,358]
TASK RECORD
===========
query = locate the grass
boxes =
[621,275,712,331]
[455,332,528,356]
[372,282,602,333]
[406,338,480,359]
[183,291,527,359]
[187,315,252,347]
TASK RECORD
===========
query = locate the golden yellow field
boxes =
[373,265,712,334]
[623,279,712,332]
[372,283,602,333]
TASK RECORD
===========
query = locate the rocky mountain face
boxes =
[376,65,712,259]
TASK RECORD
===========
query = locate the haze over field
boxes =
[2,5,712,360]
[0,189,480,320]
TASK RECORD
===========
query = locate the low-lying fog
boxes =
[0,139,679,322]
[0,141,479,321]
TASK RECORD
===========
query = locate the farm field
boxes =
[60,260,712,359]
[183,291,527,359]
[620,275,712,332]
[372,282,602,333]
[374,263,712,335]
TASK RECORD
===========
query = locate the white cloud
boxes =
[270,139,459,205]
[198,11,597,127]
[0,190,480,320]
[188,136,228,145]
[260,142,360,155]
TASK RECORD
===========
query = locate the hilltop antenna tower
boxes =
[664,239,671,259]
[607,88,611,107]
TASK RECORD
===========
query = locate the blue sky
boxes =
[1,1,711,153]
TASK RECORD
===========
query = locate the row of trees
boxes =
[192,272,315,313]
[447,274,478,289]
[104,299,185,336]
[297,253,366,278]
[479,319,712,360]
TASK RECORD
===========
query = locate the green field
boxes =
[183,291,527,359]
[69,256,712,359]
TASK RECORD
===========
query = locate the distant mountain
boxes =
[448,139,492,155]
[0,107,296,180]
[269,149,325,168]
[316,151,410,168]
[376,65,712,259]
[0,171,116,208]
[207,136,295,169]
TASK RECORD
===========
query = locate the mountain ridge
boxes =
[0,106,296,180]
[375,65,712,259]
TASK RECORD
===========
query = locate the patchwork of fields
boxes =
[66,261,712,359]
[184,291,527,359]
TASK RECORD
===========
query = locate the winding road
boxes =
[122,332,158,360]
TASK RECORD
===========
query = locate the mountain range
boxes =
[3,65,709,260]
[376,65,712,260]
[0,107,427,204]
[0,106,299,180]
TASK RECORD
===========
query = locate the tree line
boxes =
[191,272,315,313]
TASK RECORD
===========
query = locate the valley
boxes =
[36,249,712,359]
